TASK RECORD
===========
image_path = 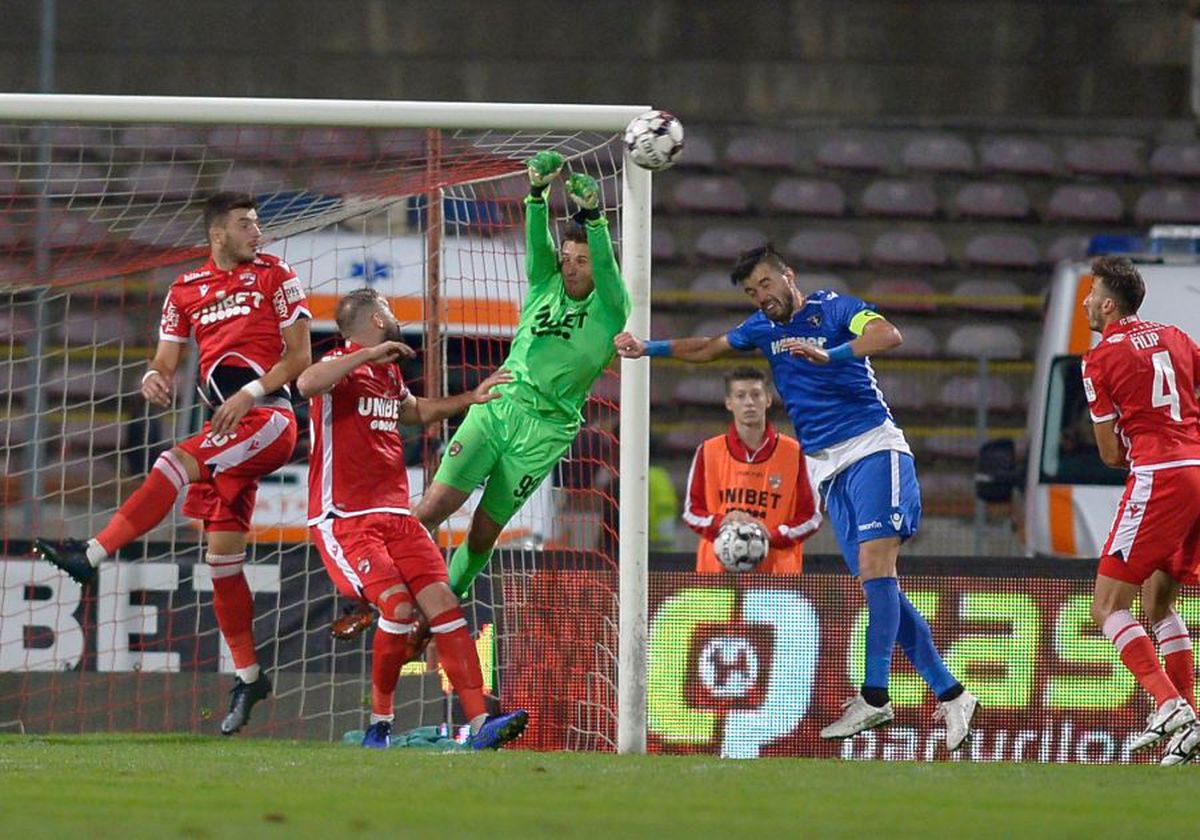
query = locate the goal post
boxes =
[0,94,651,752]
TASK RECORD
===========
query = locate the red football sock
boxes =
[1154,613,1196,709]
[429,607,487,721]
[372,617,415,717]
[209,554,257,670]
[1104,610,1181,707]
[95,453,188,555]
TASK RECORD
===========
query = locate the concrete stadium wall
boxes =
[0,0,1192,122]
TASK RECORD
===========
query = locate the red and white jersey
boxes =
[158,252,310,386]
[307,342,414,524]
[1082,316,1200,470]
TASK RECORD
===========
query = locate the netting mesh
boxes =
[0,121,626,744]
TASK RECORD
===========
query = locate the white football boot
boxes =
[934,690,981,753]
[820,693,894,740]
[1129,697,1196,752]
[1160,722,1200,766]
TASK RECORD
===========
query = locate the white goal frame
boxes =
[0,93,652,754]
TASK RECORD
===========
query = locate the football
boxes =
[713,520,770,573]
[623,110,685,171]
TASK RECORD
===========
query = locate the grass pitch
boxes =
[0,734,1193,838]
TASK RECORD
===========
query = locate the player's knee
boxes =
[155,450,197,488]
[413,580,457,617]
[374,583,414,623]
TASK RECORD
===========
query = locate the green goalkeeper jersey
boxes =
[496,195,631,427]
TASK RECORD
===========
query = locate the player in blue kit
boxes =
[616,244,979,752]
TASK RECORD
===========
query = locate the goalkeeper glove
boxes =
[566,172,602,223]
[527,150,564,196]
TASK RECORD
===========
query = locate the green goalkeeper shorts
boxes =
[433,397,578,526]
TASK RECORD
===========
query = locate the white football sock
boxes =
[235,664,260,684]
[469,712,488,735]
[86,539,108,567]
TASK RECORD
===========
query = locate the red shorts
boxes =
[309,512,448,602]
[177,407,298,532]
[1098,465,1200,586]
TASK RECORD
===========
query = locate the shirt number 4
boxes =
[1151,350,1182,422]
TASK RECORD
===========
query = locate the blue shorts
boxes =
[821,450,922,577]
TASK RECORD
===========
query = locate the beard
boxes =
[383,321,404,343]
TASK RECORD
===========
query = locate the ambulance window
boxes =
[1039,356,1125,485]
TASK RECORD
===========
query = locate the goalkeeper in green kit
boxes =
[413,150,631,599]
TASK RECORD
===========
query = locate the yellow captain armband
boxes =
[848,310,884,336]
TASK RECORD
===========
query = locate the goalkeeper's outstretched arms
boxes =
[614,331,735,363]
[524,150,563,289]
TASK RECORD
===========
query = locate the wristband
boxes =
[572,206,601,225]
[826,343,855,363]
[141,369,163,385]
[644,340,671,358]
[240,379,266,399]
[529,184,548,199]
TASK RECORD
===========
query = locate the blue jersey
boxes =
[726,290,895,452]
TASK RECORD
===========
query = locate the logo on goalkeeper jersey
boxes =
[531,304,588,338]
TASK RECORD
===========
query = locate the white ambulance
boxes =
[990,229,1200,557]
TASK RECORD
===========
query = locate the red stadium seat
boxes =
[945,324,1024,359]
[46,125,114,159]
[795,273,850,295]
[937,375,1017,411]
[724,131,800,170]
[768,178,846,216]
[1046,185,1124,223]
[375,129,426,158]
[669,176,751,214]
[864,278,937,312]
[873,371,930,411]
[1064,137,1144,177]
[979,136,1057,176]
[217,166,290,196]
[1134,188,1200,225]
[815,134,890,172]
[952,182,1030,220]
[652,228,679,262]
[676,133,719,169]
[870,231,948,268]
[901,133,976,174]
[296,127,373,162]
[694,226,768,261]
[1045,234,1091,264]
[786,230,862,267]
[689,271,735,293]
[208,126,294,160]
[951,279,1027,313]
[56,311,141,345]
[1149,143,1200,179]
[963,233,1040,269]
[117,125,204,158]
[673,375,727,407]
[860,179,938,219]
[122,163,199,200]
[888,323,939,358]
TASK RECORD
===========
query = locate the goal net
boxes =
[0,96,651,748]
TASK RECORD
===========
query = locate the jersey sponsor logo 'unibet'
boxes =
[196,290,265,326]
[530,303,588,338]
[357,396,401,432]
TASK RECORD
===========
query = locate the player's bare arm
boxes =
[790,317,903,365]
[1091,419,1128,468]
[141,339,186,407]
[400,369,514,426]
[296,341,416,399]
[211,318,313,435]
[614,331,735,363]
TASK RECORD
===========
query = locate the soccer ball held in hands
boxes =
[714,520,769,573]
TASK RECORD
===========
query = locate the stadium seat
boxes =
[936,375,1016,411]
[945,324,1024,359]
[785,230,862,267]
[860,179,938,218]
[208,126,294,160]
[677,132,719,169]
[117,125,203,158]
[62,413,126,451]
[125,213,203,248]
[650,311,688,339]
[724,131,800,170]
[963,233,1040,269]
[873,371,930,411]
[375,129,426,158]
[900,133,975,174]
[923,432,981,460]
[669,176,751,214]
[0,308,33,343]
[673,375,727,406]
[56,311,140,345]
[979,136,1057,176]
[815,134,890,172]
[1134,188,1200,224]
[1045,185,1124,223]
[663,425,711,454]
[296,127,372,162]
[689,271,735,293]
[652,228,679,262]
[43,365,124,400]
[919,468,976,500]
[952,182,1030,220]
[888,323,939,358]
[36,162,108,200]
[217,166,290,196]
[864,279,937,312]
[870,231,948,268]
[122,163,199,200]
[1063,137,1144,177]
[794,273,850,295]
[41,453,121,496]
[694,317,739,339]
[1149,143,1200,179]
[40,210,112,250]
[47,125,114,159]
[768,178,846,216]
[950,279,1026,313]
[1045,234,1091,264]
[694,226,768,261]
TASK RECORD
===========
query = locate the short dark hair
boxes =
[203,192,257,240]
[1091,255,1145,315]
[730,243,788,286]
[723,365,767,394]
[562,222,588,247]
[335,287,383,336]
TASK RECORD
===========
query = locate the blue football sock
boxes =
[862,576,901,693]
[896,590,960,697]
